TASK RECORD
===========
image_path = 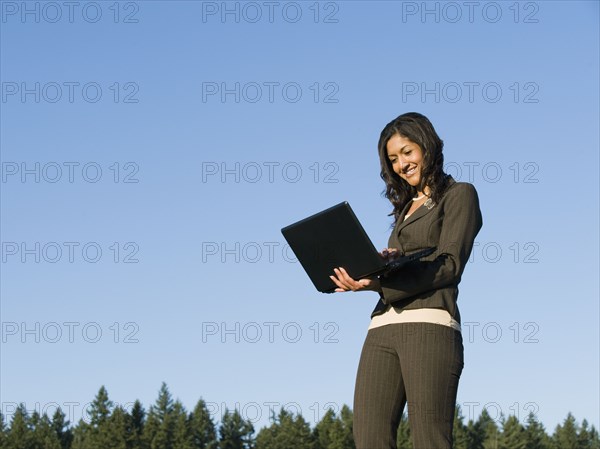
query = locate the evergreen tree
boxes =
[30,411,61,449]
[338,405,355,449]
[523,411,551,449]
[313,408,335,449]
[172,401,193,449]
[0,412,8,449]
[462,407,498,449]
[130,400,146,449]
[552,413,579,449]
[107,406,132,449]
[498,415,526,449]
[6,404,32,449]
[154,383,174,422]
[322,415,346,449]
[89,386,114,427]
[313,408,349,449]
[218,408,254,449]
[578,419,594,449]
[452,405,469,449]
[255,408,314,449]
[144,383,176,449]
[189,399,217,449]
[589,425,600,449]
[396,412,412,449]
[70,420,88,449]
[465,417,485,449]
[7,385,600,449]
[142,406,161,449]
[51,408,73,449]
[480,409,501,449]
[71,386,119,449]
[483,423,500,449]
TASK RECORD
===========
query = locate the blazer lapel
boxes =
[395,176,456,232]
[397,198,436,231]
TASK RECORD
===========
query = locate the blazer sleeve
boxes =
[378,183,483,305]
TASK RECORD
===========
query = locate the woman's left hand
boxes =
[329,267,382,293]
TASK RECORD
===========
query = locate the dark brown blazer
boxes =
[372,177,483,322]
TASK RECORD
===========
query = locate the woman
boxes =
[329,112,483,449]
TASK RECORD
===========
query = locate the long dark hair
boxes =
[378,112,451,224]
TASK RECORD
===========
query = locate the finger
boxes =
[335,268,356,288]
[329,274,347,290]
[337,268,366,291]
[337,267,354,280]
[333,268,353,288]
[331,272,354,291]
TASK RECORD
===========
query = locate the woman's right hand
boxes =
[380,247,401,262]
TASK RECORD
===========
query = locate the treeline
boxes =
[1,383,598,449]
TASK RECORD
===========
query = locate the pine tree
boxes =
[498,415,526,449]
[70,419,88,449]
[51,408,73,449]
[189,399,217,449]
[324,414,346,449]
[8,385,600,449]
[172,401,193,449]
[338,405,355,449]
[312,405,355,449]
[589,425,600,449]
[396,412,412,449]
[452,405,469,449]
[578,419,594,449]
[30,411,62,449]
[552,413,579,449]
[6,404,32,449]
[483,423,500,449]
[89,386,114,427]
[466,409,491,449]
[107,406,132,449]
[255,408,314,449]
[0,412,8,449]
[313,408,334,449]
[523,411,551,449]
[218,408,254,449]
[142,406,161,449]
[145,383,175,449]
[130,400,146,449]
[72,386,122,449]
[480,409,500,449]
[154,383,174,423]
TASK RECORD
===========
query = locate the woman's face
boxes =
[386,133,424,189]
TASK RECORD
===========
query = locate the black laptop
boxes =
[281,201,436,293]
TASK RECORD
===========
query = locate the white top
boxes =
[368,307,461,332]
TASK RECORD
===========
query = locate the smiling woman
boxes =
[387,134,424,185]
[329,112,483,449]
[386,134,432,218]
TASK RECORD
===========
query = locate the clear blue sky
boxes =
[1,0,598,435]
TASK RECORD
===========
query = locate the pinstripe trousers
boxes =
[353,322,464,449]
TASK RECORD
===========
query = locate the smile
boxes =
[404,166,417,176]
